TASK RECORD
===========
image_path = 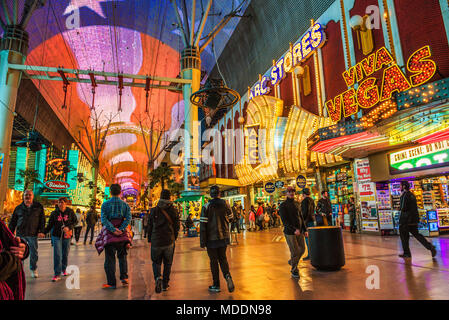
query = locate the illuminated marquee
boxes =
[389,140,449,173]
[326,46,437,122]
[249,22,326,100]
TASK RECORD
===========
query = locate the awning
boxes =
[174,195,203,203]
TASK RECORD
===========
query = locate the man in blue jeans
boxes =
[147,189,179,293]
[9,190,46,279]
[101,184,132,289]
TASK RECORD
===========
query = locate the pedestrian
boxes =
[73,209,84,245]
[279,186,307,279]
[43,197,77,282]
[256,203,264,230]
[143,208,150,239]
[348,197,357,233]
[231,203,241,234]
[248,206,256,231]
[8,189,46,278]
[100,184,132,289]
[239,205,245,231]
[317,191,333,226]
[147,189,180,293]
[0,219,29,300]
[200,185,235,293]
[301,188,316,260]
[185,213,194,230]
[398,181,437,258]
[84,206,98,245]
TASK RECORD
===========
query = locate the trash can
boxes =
[308,226,345,271]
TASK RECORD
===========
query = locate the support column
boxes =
[181,47,201,196]
[0,26,28,214]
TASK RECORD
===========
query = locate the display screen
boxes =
[428,210,438,220]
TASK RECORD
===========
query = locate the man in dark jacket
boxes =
[279,186,307,278]
[200,185,235,293]
[317,191,333,226]
[301,188,315,260]
[8,190,45,278]
[84,206,98,245]
[147,190,179,293]
[399,181,437,258]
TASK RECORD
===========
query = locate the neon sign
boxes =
[389,140,449,173]
[249,22,326,100]
[326,46,437,122]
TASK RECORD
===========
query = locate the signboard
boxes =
[44,180,70,190]
[296,175,306,189]
[188,158,200,190]
[325,46,437,122]
[247,127,259,165]
[389,140,449,174]
[356,158,371,182]
[249,22,326,100]
[264,182,275,194]
[0,153,4,182]
[275,181,284,188]
[362,220,379,232]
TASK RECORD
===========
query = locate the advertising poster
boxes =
[188,158,200,190]
[362,220,379,232]
[355,158,371,182]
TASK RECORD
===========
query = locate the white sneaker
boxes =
[31,270,39,278]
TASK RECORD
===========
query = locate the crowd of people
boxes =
[0,180,439,299]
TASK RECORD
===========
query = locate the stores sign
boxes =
[296,175,306,189]
[389,140,449,173]
[326,46,437,122]
[44,180,70,190]
[249,22,325,100]
[356,159,371,182]
[264,182,275,194]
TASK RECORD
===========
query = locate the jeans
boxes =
[23,236,38,271]
[74,227,82,242]
[326,215,333,226]
[104,242,128,286]
[304,221,315,257]
[84,224,95,243]
[399,224,433,255]
[151,244,175,286]
[231,221,240,233]
[206,246,230,287]
[285,234,305,272]
[51,236,71,276]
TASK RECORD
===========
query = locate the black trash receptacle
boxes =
[308,226,345,271]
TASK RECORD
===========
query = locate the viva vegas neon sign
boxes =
[249,22,326,100]
[326,45,437,122]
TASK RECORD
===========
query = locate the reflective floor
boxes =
[25,228,449,300]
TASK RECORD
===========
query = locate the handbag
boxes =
[59,213,73,239]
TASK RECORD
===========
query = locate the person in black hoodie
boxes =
[399,181,437,258]
[43,197,77,282]
[8,190,45,278]
[147,189,180,293]
[279,186,307,279]
[301,188,316,261]
[200,185,235,293]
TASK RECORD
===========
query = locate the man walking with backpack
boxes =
[147,190,179,293]
[279,186,307,279]
[200,185,235,293]
[84,206,98,245]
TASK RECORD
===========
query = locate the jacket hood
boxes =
[157,199,172,209]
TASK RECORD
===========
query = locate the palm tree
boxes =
[149,164,173,190]
[17,168,41,191]
[168,181,183,198]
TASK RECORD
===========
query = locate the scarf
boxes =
[0,220,26,300]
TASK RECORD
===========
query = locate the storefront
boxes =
[322,162,355,229]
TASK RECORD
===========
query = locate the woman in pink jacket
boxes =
[248,205,256,231]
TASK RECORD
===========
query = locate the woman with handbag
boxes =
[43,197,77,282]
